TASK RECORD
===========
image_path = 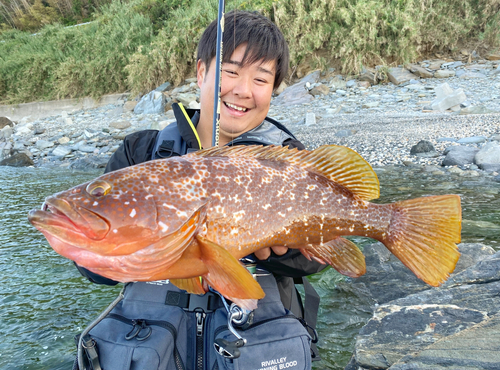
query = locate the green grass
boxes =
[0,0,499,104]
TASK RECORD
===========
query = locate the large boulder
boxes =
[69,155,109,170]
[407,64,433,79]
[390,313,500,370]
[272,71,319,106]
[431,83,466,111]
[0,117,13,130]
[134,91,166,114]
[388,68,416,85]
[410,140,438,157]
[442,146,479,166]
[0,152,34,167]
[474,142,500,171]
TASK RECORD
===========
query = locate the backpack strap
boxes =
[152,103,201,159]
[294,277,321,361]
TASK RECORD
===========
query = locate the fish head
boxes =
[28,169,161,257]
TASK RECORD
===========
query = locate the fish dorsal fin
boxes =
[189,145,380,200]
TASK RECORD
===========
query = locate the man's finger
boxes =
[271,246,288,256]
[254,247,271,260]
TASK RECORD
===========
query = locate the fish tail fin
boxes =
[384,194,462,286]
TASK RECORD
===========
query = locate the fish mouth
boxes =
[29,197,110,241]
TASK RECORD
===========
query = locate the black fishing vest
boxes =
[152,103,298,160]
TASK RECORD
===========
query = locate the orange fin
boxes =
[170,278,205,295]
[196,235,265,300]
[188,145,379,200]
[384,195,461,287]
[305,237,366,278]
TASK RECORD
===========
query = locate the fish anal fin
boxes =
[307,237,366,278]
[188,145,379,200]
[196,235,265,300]
[170,278,206,295]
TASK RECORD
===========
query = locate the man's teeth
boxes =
[225,102,247,112]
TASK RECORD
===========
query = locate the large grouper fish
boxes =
[28,145,461,308]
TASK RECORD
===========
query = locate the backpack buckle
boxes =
[166,291,220,312]
[214,337,245,359]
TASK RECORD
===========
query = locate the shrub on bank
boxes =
[0,0,153,103]
[0,0,499,104]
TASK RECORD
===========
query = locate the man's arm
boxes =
[256,249,326,277]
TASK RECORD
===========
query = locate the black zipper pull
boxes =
[125,319,152,341]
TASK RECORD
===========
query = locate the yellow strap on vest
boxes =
[178,103,202,149]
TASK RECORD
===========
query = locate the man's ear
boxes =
[197,60,206,88]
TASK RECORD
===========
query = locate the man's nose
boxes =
[232,76,252,98]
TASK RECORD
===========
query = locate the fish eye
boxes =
[86,180,112,198]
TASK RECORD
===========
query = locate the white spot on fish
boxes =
[278,212,286,217]
[233,210,245,223]
[113,229,118,234]
[214,205,225,214]
[307,185,317,190]
[304,192,309,199]
[262,204,271,210]
[287,207,292,212]
[176,210,188,218]
[159,221,169,233]
[130,209,136,218]
[145,194,153,200]
[93,201,98,206]
[349,225,354,232]
[125,201,129,205]
[133,198,137,202]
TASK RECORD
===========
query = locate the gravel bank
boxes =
[1,66,499,173]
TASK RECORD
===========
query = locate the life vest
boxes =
[152,103,298,160]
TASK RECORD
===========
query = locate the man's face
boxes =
[197,43,276,146]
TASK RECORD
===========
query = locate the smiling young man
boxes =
[75,10,325,368]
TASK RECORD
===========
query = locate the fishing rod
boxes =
[211,0,225,147]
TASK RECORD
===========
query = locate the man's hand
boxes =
[254,246,288,260]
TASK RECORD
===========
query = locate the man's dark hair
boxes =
[197,10,289,89]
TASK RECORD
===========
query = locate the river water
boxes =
[0,166,498,370]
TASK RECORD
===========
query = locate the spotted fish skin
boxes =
[28,145,462,302]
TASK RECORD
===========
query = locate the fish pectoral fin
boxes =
[170,278,206,295]
[196,235,265,300]
[306,237,366,278]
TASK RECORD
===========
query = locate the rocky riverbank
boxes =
[0,58,500,175]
